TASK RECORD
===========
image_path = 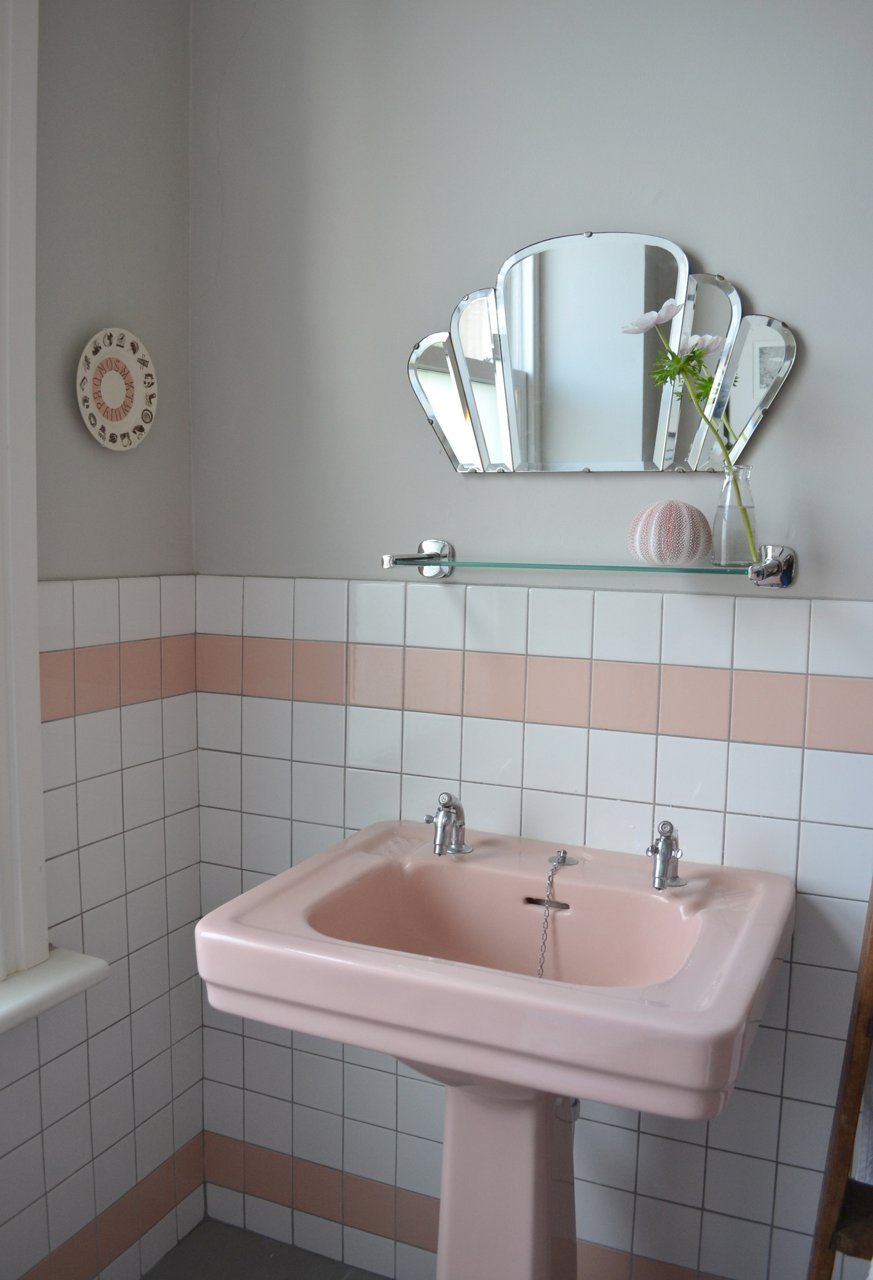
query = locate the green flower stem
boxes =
[655,329,757,562]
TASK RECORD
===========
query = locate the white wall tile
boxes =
[293,701,346,765]
[293,1049,342,1113]
[632,1195,701,1270]
[293,1104,342,1168]
[774,1163,823,1234]
[573,1179,633,1252]
[245,1195,292,1245]
[82,897,128,964]
[241,813,291,875]
[707,1088,780,1160]
[164,749,199,816]
[242,755,291,818]
[527,588,593,658]
[121,700,163,768]
[461,717,523,787]
[163,692,197,756]
[727,743,803,820]
[778,1098,833,1170]
[39,580,73,651]
[41,719,76,790]
[809,600,873,676]
[47,1163,95,1249]
[723,812,798,879]
[587,728,654,802]
[396,1133,442,1199]
[798,822,873,900]
[37,995,85,1064]
[198,750,241,811]
[349,580,405,644]
[165,806,200,873]
[396,1077,444,1144]
[736,1025,785,1095]
[73,578,119,647]
[294,579,347,641]
[345,768,401,829]
[76,762,122,844]
[87,959,131,1038]
[343,1225,395,1276]
[127,881,168,952]
[0,1134,45,1225]
[703,1149,775,1223]
[521,789,586,844]
[783,1031,844,1105]
[656,736,728,811]
[585,797,653,856]
[661,593,735,668]
[344,1118,396,1183]
[593,590,662,663]
[89,1077,134,1156]
[793,893,867,970]
[572,1119,637,1192]
[524,723,588,795]
[196,575,243,634]
[405,583,465,650]
[46,850,81,926]
[167,865,201,931]
[802,750,873,827]
[75,708,121,780]
[200,863,243,915]
[123,759,165,830]
[134,1104,174,1177]
[347,706,402,772]
[0,1072,41,1156]
[43,784,78,858]
[400,775,460,825]
[789,963,855,1040]
[124,819,166,891]
[119,577,160,641]
[733,597,810,673]
[402,712,461,780]
[292,763,344,826]
[652,805,724,866]
[160,575,195,635]
[197,693,241,753]
[42,1105,92,1191]
[87,1020,132,1098]
[134,1050,173,1122]
[465,585,528,654]
[243,576,294,639]
[128,941,169,1013]
[242,696,292,759]
[456,781,521,837]
[699,1211,770,1280]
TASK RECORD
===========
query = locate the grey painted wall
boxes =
[190,0,873,599]
[36,0,193,580]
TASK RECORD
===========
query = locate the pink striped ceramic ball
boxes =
[628,500,712,566]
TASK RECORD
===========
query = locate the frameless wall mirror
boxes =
[408,233,796,473]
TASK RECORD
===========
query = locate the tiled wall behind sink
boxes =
[196,576,873,1280]
[0,578,204,1280]
[11,573,873,1280]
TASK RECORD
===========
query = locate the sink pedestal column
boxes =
[436,1081,577,1280]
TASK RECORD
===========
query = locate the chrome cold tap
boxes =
[425,793,474,855]
[646,820,687,891]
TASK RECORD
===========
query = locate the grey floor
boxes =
[144,1220,388,1280]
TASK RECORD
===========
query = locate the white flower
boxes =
[621,298,683,334]
[678,333,725,357]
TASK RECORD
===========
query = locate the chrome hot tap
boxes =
[425,793,474,856]
[646,820,687,891]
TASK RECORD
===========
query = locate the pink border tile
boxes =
[74,643,120,714]
[348,644,404,709]
[659,665,731,740]
[40,649,74,721]
[242,637,293,699]
[396,1188,440,1252]
[293,1157,343,1222]
[463,651,526,720]
[525,656,590,727]
[245,1143,293,1207]
[292,640,347,704]
[161,633,196,697]
[731,670,807,747]
[404,647,463,715]
[590,661,659,734]
[343,1172,395,1238]
[196,633,242,694]
[807,675,873,753]
[120,638,162,705]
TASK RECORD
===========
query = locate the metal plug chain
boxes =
[537,850,567,979]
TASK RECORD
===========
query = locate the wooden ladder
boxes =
[809,886,873,1278]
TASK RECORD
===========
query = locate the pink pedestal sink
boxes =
[196,822,794,1279]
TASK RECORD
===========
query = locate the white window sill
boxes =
[0,946,109,1034]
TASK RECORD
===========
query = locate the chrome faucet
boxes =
[425,793,473,856]
[646,820,687,891]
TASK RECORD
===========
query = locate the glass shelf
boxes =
[387,555,748,577]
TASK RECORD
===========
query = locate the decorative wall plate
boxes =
[75,328,157,450]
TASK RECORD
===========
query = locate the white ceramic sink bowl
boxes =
[196,820,794,1121]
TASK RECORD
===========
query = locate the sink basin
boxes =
[196,820,794,1121]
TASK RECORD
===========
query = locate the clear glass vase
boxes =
[711,464,757,567]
